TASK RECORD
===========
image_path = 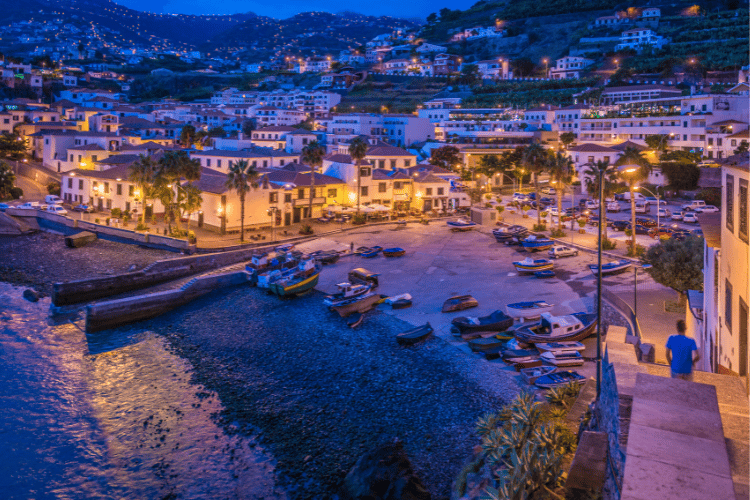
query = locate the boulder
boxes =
[23,289,42,302]
[342,440,431,500]
[65,231,97,248]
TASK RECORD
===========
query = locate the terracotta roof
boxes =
[192,148,297,159]
[255,125,296,132]
[366,145,414,157]
[697,213,721,248]
[568,143,618,153]
[610,141,648,152]
[68,144,106,151]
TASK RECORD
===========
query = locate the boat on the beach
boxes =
[246,250,300,285]
[269,258,320,297]
[383,248,406,257]
[506,300,555,320]
[492,225,529,243]
[323,282,372,307]
[391,298,412,309]
[447,218,477,228]
[442,295,479,313]
[311,250,340,265]
[534,270,556,278]
[534,370,586,389]
[451,310,514,334]
[384,293,412,304]
[514,312,597,344]
[347,313,364,328]
[502,348,540,364]
[521,235,554,252]
[330,292,382,317]
[513,257,554,273]
[588,259,632,276]
[360,246,383,258]
[535,341,586,353]
[396,323,434,345]
[520,365,556,384]
[468,337,506,352]
[541,351,584,367]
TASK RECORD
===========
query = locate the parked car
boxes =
[635,217,657,228]
[17,202,41,210]
[541,187,556,195]
[611,220,630,231]
[648,226,674,238]
[548,207,560,216]
[681,200,706,211]
[606,201,621,212]
[656,208,671,218]
[683,212,698,223]
[585,200,599,210]
[548,245,579,259]
[671,211,684,221]
[691,229,704,238]
[45,195,63,205]
[72,204,95,213]
[671,230,690,241]
[643,197,667,207]
[512,193,528,203]
[588,216,612,227]
[0,202,9,212]
[626,223,650,235]
[615,192,645,202]
[539,197,554,205]
[695,205,719,213]
[46,205,68,215]
[634,202,650,213]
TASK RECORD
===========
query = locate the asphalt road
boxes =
[14,176,46,202]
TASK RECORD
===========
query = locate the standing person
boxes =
[666,320,700,381]
[350,241,354,254]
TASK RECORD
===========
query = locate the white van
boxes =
[45,195,63,204]
[635,202,650,213]
[616,192,645,202]
[681,200,706,211]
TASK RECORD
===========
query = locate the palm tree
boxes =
[584,160,618,243]
[129,155,156,226]
[225,159,258,242]
[522,142,547,228]
[349,136,369,215]
[178,183,203,235]
[156,151,201,232]
[615,148,652,254]
[301,141,326,219]
[546,151,574,231]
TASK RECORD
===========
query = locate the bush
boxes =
[110,208,122,218]
[697,187,721,207]
[602,238,617,250]
[533,224,547,231]
[352,214,366,225]
[299,224,314,235]
[627,244,646,257]
[9,187,23,199]
[135,223,148,231]
[47,182,61,196]
[550,228,566,238]
[94,218,100,224]
[571,181,581,186]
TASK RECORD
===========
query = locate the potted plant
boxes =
[577,218,587,234]
[521,204,531,218]
[299,224,314,235]
[496,205,505,221]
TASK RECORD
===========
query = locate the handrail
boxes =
[602,288,642,339]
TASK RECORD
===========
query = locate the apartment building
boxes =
[549,57,594,80]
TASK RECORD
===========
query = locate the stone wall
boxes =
[594,349,626,500]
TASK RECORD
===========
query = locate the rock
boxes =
[129,264,138,272]
[342,440,431,500]
[23,289,41,302]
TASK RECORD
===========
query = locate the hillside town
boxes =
[0,2,749,500]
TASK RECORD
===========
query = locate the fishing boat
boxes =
[535,341,586,353]
[492,225,528,243]
[502,348,540,364]
[442,295,479,313]
[391,298,412,309]
[513,359,545,370]
[535,270,556,278]
[588,259,632,276]
[269,259,321,297]
[257,267,295,289]
[521,235,554,252]
[451,310,514,334]
[383,247,406,257]
[396,323,433,345]
[330,292,382,317]
[520,365,556,384]
[514,312,598,344]
[312,250,340,265]
[534,371,586,389]
[384,293,412,305]
[460,329,505,341]
[446,218,477,228]
[323,282,372,307]
[506,301,555,320]
[468,337,506,352]
[541,351,584,367]
[347,313,364,328]
[360,246,383,258]
[513,257,554,273]
[246,251,300,285]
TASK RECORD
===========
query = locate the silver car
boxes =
[548,245,580,259]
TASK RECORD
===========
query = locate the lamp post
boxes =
[634,263,653,319]
[634,185,662,231]
[268,206,279,241]
[595,161,608,400]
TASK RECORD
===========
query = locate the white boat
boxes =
[535,341,586,353]
[505,300,555,320]
[324,282,372,307]
[384,293,412,305]
[541,351,584,367]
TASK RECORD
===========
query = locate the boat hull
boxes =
[515,312,597,344]
[541,351,584,367]
[396,323,433,345]
[271,272,320,297]
[534,371,586,388]
[513,261,554,273]
[589,260,632,276]
[505,301,554,319]
[331,293,382,317]
[451,310,514,334]
[383,248,405,257]
[442,295,479,313]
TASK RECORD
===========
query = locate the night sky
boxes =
[113,0,477,20]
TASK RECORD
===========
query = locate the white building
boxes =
[549,57,594,80]
[615,28,668,52]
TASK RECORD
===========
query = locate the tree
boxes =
[734,140,749,155]
[180,124,197,146]
[546,151,574,231]
[426,12,437,24]
[659,158,700,191]
[242,119,256,137]
[349,136,369,215]
[645,134,671,153]
[498,146,527,191]
[225,160,257,241]
[178,183,203,235]
[129,155,157,226]
[643,236,704,303]
[0,132,28,159]
[301,141,326,219]
[615,147,652,255]
[207,126,227,138]
[459,64,481,85]
[559,132,576,148]
[430,145,461,170]
[0,160,15,199]
[477,155,503,189]
[584,161,618,242]
[522,142,548,228]
[155,151,201,232]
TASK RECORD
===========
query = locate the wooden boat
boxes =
[396,323,433,345]
[451,310,514,334]
[391,298,412,309]
[502,348,540,364]
[520,365,556,384]
[446,218,477,228]
[312,251,340,265]
[269,259,321,297]
[347,313,364,328]
[535,341,586,353]
[506,301,555,320]
[541,351,584,367]
[460,330,506,341]
[257,267,295,289]
[383,247,406,257]
[483,345,507,360]
[521,235,554,252]
[492,225,528,243]
[360,246,383,258]
[468,337,506,352]
[513,359,544,370]
[384,293,412,304]
[324,282,372,307]
[588,259,632,276]
[534,371,586,389]
[331,292,381,317]
[442,295,479,313]
[514,312,598,344]
[534,270,556,278]
[246,250,300,285]
[513,257,554,273]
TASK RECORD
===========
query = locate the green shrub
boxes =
[550,228,566,238]
[9,187,23,199]
[47,182,61,196]
[602,238,617,250]
[627,244,646,257]
[110,208,122,218]
[299,224,314,234]
[352,214,366,225]
[135,223,148,231]
[533,224,547,231]
[94,218,100,224]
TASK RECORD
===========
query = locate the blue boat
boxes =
[360,246,383,258]
[383,248,405,257]
[588,259,632,276]
[521,235,554,252]
[513,257,554,273]
[446,218,477,228]
[534,270,556,278]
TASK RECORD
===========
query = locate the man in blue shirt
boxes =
[666,320,700,381]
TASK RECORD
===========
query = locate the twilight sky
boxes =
[114,0,477,20]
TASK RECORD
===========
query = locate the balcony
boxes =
[293,197,326,207]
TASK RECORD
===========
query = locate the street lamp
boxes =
[267,206,279,241]
[634,263,653,319]
[542,58,549,78]
[594,160,610,400]
[634,185,662,230]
